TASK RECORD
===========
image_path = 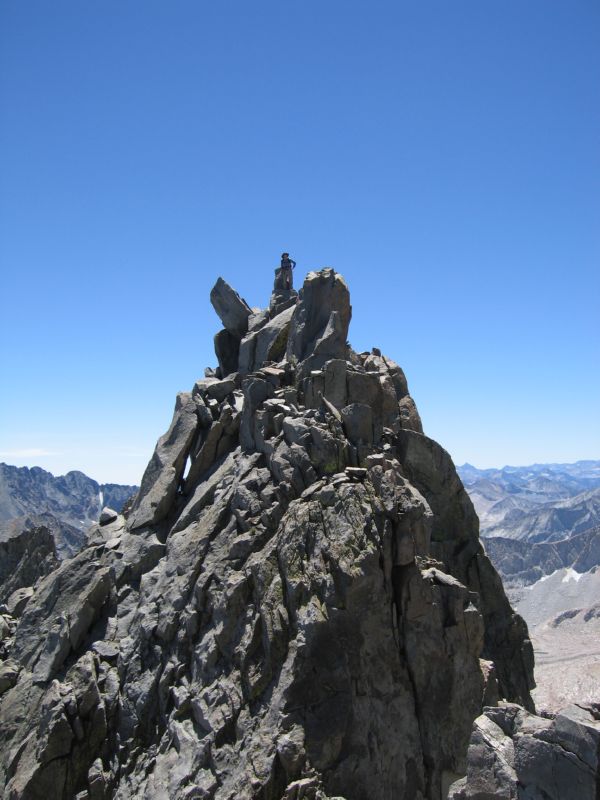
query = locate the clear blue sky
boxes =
[1,1,598,485]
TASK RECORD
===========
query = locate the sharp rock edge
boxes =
[0,268,537,800]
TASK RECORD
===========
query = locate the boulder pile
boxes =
[449,702,600,799]
[0,268,539,799]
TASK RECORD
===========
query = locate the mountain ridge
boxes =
[457,460,600,542]
[0,462,138,557]
[484,525,600,589]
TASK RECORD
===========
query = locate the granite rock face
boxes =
[0,268,535,800]
[128,392,199,530]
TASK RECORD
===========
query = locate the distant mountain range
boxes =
[0,463,137,558]
[459,460,600,711]
[484,525,600,591]
[457,460,600,542]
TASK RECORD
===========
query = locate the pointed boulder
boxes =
[210,278,252,339]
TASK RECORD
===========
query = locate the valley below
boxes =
[529,608,600,711]
[505,562,600,711]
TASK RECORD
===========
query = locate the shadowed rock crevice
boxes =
[0,266,535,800]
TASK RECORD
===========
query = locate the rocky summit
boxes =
[0,268,538,800]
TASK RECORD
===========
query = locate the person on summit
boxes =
[280,252,296,290]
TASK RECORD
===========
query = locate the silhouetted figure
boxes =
[280,252,296,290]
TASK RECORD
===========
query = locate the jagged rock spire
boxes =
[210,268,351,378]
[0,265,535,800]
[286,268,351,370]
